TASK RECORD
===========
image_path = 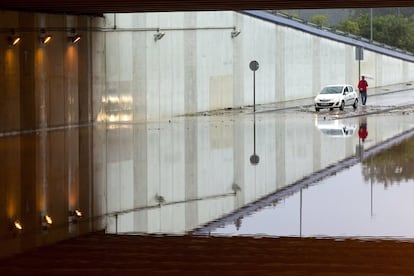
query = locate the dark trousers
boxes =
[360,91,367,105]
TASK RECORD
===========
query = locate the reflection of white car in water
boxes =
[314,84,358,112]
[315,118,356,138]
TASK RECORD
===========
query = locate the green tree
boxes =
[362,136,414,186]
[335,13,414,52]
[335,18,360,34]
[309,15,329,27]
[362,14,414,51]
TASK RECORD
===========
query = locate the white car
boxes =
[314,84,358,112]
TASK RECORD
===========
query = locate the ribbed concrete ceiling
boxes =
[1,0,414,15]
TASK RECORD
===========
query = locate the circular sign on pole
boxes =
[249,60,259,71]
[250,154,260,165]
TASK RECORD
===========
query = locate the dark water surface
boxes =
[1,107,414,258]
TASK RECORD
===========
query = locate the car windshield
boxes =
[320,86,343,94]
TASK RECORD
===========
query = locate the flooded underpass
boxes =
[100,105,414,236]
[2,89,414,273]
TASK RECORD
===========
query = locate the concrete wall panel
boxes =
[284,30,313,100]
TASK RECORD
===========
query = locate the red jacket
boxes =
[358,127,368,141]
[358,79,368,92]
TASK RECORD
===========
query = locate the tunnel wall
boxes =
[0,11,106,248]
[0,11,105,133]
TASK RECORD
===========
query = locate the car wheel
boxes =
[339,101,345,111]
[315,107,320,112]
[329,108,334,111]
[353,98,358,109]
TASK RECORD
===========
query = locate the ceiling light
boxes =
[10,218,23,235]
[155,194,165,204]
[69,208,83,224]
[68,29,81,44]
[74,209,82,217]
[41,35,52,44]
[70,34,81,44]
[42,214,53,227]
[40,29,52,45]
[154,32,165,41]
[14,220,23,230]
[69,208,83,218]
[231,29,241,38]
[8,35,21,46]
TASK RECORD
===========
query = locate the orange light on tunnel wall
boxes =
[69,208,83,218]
[10,218,23,236]
[41,213,53,230]
[8,35,21,46]
[44,215,52,224]
[14,220,23,231]
[39,29,52,45]
[68,29,81,44]
[70,34,81,44]
[69,208,83,224]
[41,35,52,44]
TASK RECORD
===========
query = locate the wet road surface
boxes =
[193,86,414,239]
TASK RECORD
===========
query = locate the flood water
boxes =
[1,100,414,258]
[209,158,414,239]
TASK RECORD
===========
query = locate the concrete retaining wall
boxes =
[102,11,414,122]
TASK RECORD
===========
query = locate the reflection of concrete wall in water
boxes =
[103,114,414,234]
[0,128,95,257]
[210,121,233,149]
[100,116,311,233]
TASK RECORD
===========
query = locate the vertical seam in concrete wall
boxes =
[275,26,285,102]
[345,45,353,85]
[184,13,197,115]
[233,13,243,107]
[312,36,320,96]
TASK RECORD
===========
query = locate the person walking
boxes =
[358,75,368,105]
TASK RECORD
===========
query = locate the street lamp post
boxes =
[370,8,373,41]
[249,60,259,112]
[249,60,260,165]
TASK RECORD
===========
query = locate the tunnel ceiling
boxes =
[1,0,414,15]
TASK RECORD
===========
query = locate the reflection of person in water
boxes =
[358,117,368,142]
[235,217,242,230]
